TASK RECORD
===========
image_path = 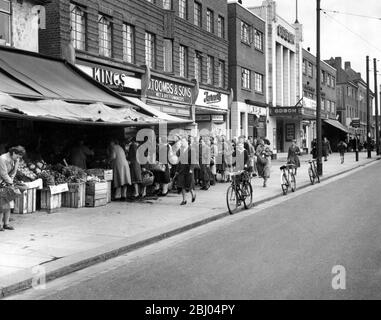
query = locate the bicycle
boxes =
[280,164,296,195]
[307,159,320,185]
[226,170,253,214]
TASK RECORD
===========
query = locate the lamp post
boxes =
[316,0,323,175]
[374,59,380,155]
[366,56,371,158]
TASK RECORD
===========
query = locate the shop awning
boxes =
[0,92,159,126]
[324,119,349,133]
[0,47,131,107]
[124,97,193,124]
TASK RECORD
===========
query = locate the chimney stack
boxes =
[334,57,342,68]
[345,61,351,69]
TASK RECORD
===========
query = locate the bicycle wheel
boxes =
[308,167,315,185]
[242,182,253,209]
[290,172,296,192]
[226,185,239,214]
[281,172,288,195]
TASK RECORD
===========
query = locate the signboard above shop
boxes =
[269,107,303,117]
[277,25,295,45]
[195,89,228,110]
[146,76,193,105]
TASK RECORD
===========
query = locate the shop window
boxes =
[163,38,173,73]
[0,0,11,45]
[145,31,156,69]
[194,1,202,27]
[179,0,187,19]
[206,9,214,33]
[194,51,202,82]
[123,23,135,63]
[179,45,188,77]
[218,60,225,88]
[254,72,263,93]
[240,21,251,45]
[70,3,86,51]
[254,29,263,51]
[241,68,251,90]
[206,55,214,85]
[217,16,225,38]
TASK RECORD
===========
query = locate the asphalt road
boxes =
[8,161,381,300]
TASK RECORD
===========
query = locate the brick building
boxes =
[228,0,267,140]
[39,0,230,135]
[326,57,374,144]
[302,48,340,152]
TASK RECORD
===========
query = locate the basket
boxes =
[141,170,154,186]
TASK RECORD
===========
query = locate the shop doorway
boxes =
[276,119,284,152]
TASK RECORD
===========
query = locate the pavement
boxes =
[0,151,379,298]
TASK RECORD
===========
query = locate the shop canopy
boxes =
[124,97,193,124]
[324,119,349,133]
[0,92,159,126]
[0,47,131,107]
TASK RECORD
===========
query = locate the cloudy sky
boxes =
[244,0,381,92]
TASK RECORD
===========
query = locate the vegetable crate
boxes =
[85,181,108,207]
[62,182,86,208]
[86,169,113,181]
[39,189,62,213]
[14,188,37,214]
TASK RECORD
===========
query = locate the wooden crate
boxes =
[14,188,37,214]
[85,194,108,207]
[62,182,86,208]
[86,181,108,195]
[106,181,112,203]
[87,169,113,181]
[40,189,62,213]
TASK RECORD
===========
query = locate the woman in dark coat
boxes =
[176,137,196,205]
[126,137,142,198]
[287,139,301,175]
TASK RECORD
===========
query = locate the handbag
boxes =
[141,170,154,186]
[0,183,22,202]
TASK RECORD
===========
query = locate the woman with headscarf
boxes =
[255,139,273,187]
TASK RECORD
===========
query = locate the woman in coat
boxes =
[126,137,142,199]
[287,139,301,175]
[322,137,332,161]
[108,140,131,200]
[176,137,196,205]
[255,139,273,187]
[154,136,171,196]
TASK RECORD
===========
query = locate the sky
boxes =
[243,0,381,96]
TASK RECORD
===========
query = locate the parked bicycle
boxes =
[226,170,253,214]
[307,159,320,185]
[280,164,296,195]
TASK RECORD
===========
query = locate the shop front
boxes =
[270,106,303,154]
[195,89,229,137]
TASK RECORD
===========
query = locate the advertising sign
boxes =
[195,89,228,110]
[269,107,303,117]
[146,76,193,104]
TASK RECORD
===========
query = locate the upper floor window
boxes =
[218,60,225,88]
[206,9,214,33]
[206,55,214,85]
[195,51,202,83]
[241,68,251,90]
[303,59,307,75]
[70,3,86,51]
[307,62,313,77]
[179,45,188,77]
[240,21,251,44]
[145,32,156,69]
[217,16,225,38]
[194,1,201,27]
[321,70,326,84]
[254,29,263,51]
[163,38,173,73]
[179,0,187,19]
[122,23,135,63]
[254,72,263,93]
[163,0,172,10]
[0,0,11,45]
[98,14,112,57]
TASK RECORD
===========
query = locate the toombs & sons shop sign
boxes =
[146,76,193,104]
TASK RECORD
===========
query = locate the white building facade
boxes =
[249,0,303,156]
